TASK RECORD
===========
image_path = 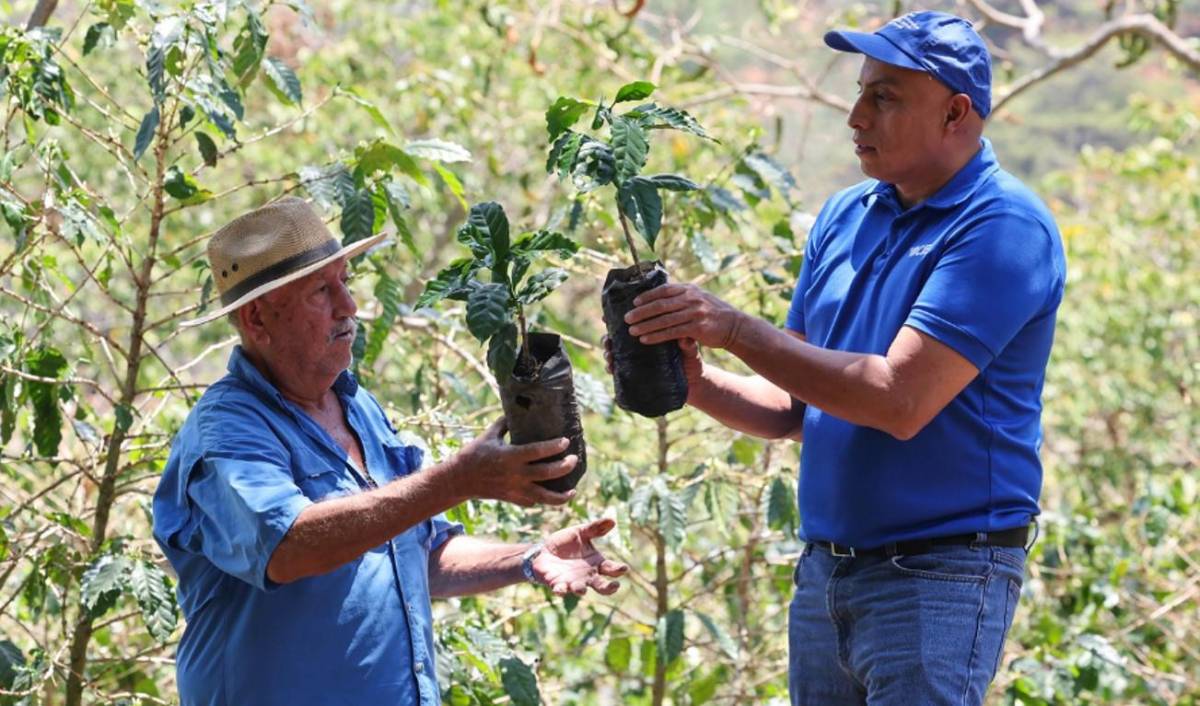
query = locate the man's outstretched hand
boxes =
[531,518,629,596]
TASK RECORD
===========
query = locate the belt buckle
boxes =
[829,543,856,558]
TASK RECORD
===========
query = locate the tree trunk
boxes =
[25,0,58,29]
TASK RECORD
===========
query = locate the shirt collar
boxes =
[860,138,999,212]
[226,345,359,405]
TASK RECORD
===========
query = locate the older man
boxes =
[617,12,1065,705]
[153,197,627,706]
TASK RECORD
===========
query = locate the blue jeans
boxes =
[788,542,1026,706]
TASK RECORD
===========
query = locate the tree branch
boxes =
[992,14,1200,116]
[25,0,58,29]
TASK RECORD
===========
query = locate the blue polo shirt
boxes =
[152,346,462,706]
[786,139,1065,548]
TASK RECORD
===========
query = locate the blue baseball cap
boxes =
[824,11,992,118]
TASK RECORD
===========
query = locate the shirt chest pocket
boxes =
[294,460,360,502]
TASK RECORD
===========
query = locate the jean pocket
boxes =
[889,549,990,583]
[989,576,1022,676]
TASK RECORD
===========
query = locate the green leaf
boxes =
[656,610,685,667]
[744,152,797,203]
[133,107,159,162]
[487,323,519,383]
[659,489,687,550]
[730,436,760,466]
[300,163,352,208]
[0,638,24,695]
[545,131,579,179]
[516,268,567,305]
[354,141,427,186]
[574,372,613,417]
[263,57,302,105]
[336,87,393,134]
[499,656,540,706]
[512,230,579,257]
[688,667,725,705]
[82,23,114,55]
[628,103,711,140]
[706,185,748,213]
[614,80,656,103]
[604,636,632,672]
[765,475,797,534]
[195,131,218,168]
[340,189,375,246]
[81,554,129,618]
[129,561,177,643]
[25,346,67,457]
[610,117,648,183]
[1,375,16,444]
[570,140,615,193]
[545,96,591,141]
[433,164,467,211]
[232,10,267,87]
[364,268,402,366]
[646,174,699,191]
[382,180,418,257]
[417,259,478,309]
[113,403,133,435]
[509,255,531,289]
[617,177,663,251]
[468,202,510,263]
[404,138,471,163]
[629,483,655,525]
[591,98,610,130]
[146,46,165,104]
[163,166,198,200]
[689,230,720,273]
[696,612,739,660]
[466,283,511,343]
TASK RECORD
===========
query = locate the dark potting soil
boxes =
[601,261,688,417]
[499,332,588,492]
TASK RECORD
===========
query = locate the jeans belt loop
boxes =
[969,531,987,550]
[830,543,856,558]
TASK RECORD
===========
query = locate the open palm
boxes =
[532,518,629,596]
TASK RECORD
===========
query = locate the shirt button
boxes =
[414,662,424,674]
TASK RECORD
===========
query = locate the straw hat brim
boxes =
[180,232,389,328]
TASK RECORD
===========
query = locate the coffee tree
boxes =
[0,3,467,703]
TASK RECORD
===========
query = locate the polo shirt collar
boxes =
[226,345,359,406]
[860,138,999,212]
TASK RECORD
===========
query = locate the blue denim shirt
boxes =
[152,346,462,706]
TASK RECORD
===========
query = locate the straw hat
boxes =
[181,197,386,327]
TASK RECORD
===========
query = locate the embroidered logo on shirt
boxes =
[907,243,935,257]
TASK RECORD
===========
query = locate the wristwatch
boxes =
[521,543,544,585]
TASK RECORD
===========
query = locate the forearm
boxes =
[428,535,530,598]
[267,458,467,584]
[727,316,912,438]
[688,365,806,440]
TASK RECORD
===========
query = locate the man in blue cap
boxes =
[617,10,1066,705]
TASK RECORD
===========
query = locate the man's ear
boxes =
[237,300,270,347]
[945,93,972,131]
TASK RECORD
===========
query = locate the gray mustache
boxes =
[328,318,358,341]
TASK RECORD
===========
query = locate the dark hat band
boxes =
[219,238,342,306]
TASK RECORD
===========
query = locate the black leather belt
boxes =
[812,525,1031,559]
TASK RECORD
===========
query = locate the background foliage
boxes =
[0,1,1196,704]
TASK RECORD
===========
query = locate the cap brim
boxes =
[824,30,925,71]
[180,231,390,328]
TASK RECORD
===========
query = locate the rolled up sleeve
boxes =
[184,400,311,591]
